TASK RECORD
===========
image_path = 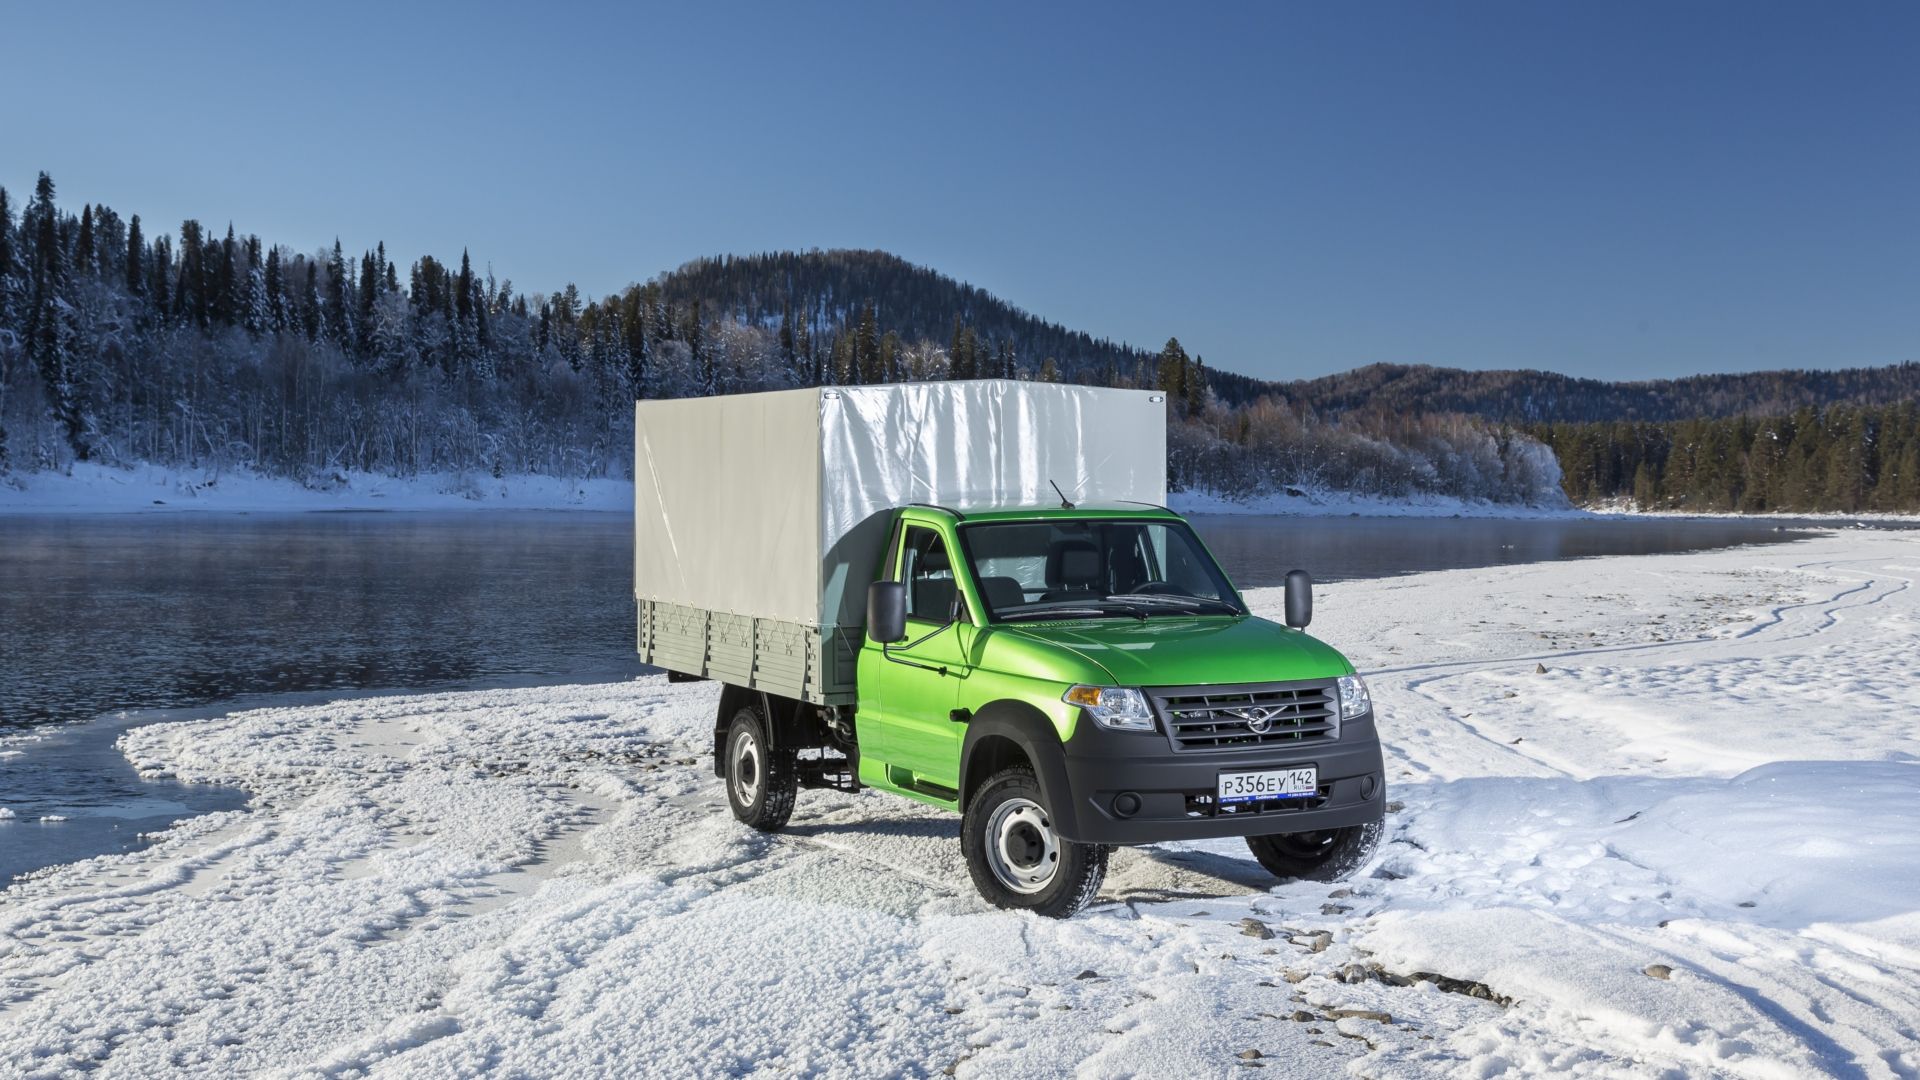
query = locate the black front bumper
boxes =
[1058,710,1386,845]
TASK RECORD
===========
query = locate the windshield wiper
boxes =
[998,600,1150,623]
[997,606,1115,623]
[1104,593,1242,615]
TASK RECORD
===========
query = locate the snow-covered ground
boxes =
[7,465,1914,525]
[1168,488,1587,519]
[1,465,1582,520]
[3,532,1918,1077]
[0,462,632,514]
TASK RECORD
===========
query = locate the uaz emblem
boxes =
[1225,706,1281,734]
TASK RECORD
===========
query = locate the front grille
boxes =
[1150,680,1340,752]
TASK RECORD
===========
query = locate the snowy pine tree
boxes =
[23,174,85,457]
[324,240,354,352]
[0,186,14,472]
[243,237,270,336]
[0,186,17,334]
[264,247,285,331]
[124,214,144,298]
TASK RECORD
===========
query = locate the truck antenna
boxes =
[1049,479,1076,510]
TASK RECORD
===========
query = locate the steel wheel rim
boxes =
[730,726,762,807]
[987,797,1060,895]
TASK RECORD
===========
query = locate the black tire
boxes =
[1245,817,1383,882]
[723,704,797,831]
[961,766,1108,918]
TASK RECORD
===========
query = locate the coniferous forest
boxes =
[1531,405,1920,513]
[0,171,1910,512]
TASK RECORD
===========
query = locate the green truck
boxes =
[635,381,1384,917]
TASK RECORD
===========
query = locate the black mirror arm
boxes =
[881,619,957,677]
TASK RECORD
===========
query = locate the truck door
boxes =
[860,523,968,793]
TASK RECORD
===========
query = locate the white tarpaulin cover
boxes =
[634,380,1167,628]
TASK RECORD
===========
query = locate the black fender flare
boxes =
[959,700,1081,840]
[713,685,821,778]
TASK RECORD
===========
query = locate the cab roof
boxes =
[907,502,1183,524]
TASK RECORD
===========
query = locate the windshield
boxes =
[959,518,1244,622]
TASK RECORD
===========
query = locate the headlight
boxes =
[1063,685,1156,732]
[1337,674,1371,720]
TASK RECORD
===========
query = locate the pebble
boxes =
[1534,662,1549,674]
[1236,1049,1263,1060]
[1644,964,1673,980]
[1328,1008,1392,1024]
[1289,1010,1315,1022]
[1239,918,1275,940]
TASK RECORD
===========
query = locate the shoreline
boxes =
[0,462,633,516]
[9,463,1911,522]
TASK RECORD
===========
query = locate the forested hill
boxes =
[657,251,1159,387]
[2,170,1908,512]
[1271,362,1920,424]
[0,176,1566,508]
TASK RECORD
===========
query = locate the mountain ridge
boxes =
[652,249,1918,422]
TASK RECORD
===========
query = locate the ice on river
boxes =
[1,532,1916,1077]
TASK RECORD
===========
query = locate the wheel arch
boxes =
[713,684,822,778]
[713,683,758,778]
[961,700,1080,839]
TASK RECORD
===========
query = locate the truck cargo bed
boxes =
[633,380,1166,701]
[637,599,860,704]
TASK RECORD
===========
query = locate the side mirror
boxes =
[867,581,908,645]
[1283,569,1313,629]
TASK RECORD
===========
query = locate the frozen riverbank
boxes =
[0,464,1590,519]
[1169,487,1586,519]
[0,462,632,514]
[3,532,1917,1076]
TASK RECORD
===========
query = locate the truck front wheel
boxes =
[724,705,797,831]
[1245,818,1383,882]
[962,766,1108,918]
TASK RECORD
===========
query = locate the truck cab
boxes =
[835,503,1384,914]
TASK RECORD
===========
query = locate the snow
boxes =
[3,531,1918,1076]
[1585,500,1920,525]
[1170,487,1590,519]
[0,465,1587,519]
[0,462,634,515]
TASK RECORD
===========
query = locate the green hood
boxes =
[1001,615,1353,688]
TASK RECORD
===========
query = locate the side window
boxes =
[901,526,958,622]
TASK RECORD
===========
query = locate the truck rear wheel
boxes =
[1245,818,1383,882]
[962,766,1108,918]
[725,704,797,831]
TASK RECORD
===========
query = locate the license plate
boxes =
[1217,766,1318,803]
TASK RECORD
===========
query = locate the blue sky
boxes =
[3,1,1914,382]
